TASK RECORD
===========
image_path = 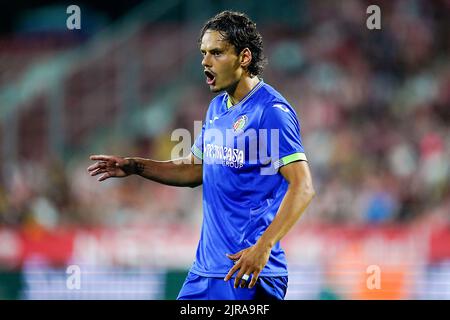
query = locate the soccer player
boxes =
[87,11,315,300]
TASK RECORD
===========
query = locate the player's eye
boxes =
[209,50,221,57]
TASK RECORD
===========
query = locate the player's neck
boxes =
[227,75,260,106]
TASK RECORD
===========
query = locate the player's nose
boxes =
[201,53,211,67]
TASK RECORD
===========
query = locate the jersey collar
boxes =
[226,79,264,109]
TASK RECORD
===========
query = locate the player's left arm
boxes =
[224,160,315,288]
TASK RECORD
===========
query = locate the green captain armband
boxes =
[273,152,307,170]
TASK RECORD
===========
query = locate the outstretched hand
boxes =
[87,155,130,181]
[224,243,271,289]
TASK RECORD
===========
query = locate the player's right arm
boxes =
[87,154,202,188]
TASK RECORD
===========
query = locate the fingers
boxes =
[224,259,259,289]
[248,271,260,289]
[88,165,113,181]
[89,168,106,177]
[87,162,106,172]
[224,262,240,282]
[240,275,249,288]
[87,155,121,182]
[225,249,255,289]
[226,250,243,261]
[234,269,249,289]
[98,172,111,182]
[90,155,112,161]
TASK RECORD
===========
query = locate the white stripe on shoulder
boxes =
[273,104,290,113]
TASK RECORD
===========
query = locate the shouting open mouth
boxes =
[204,70,216,86]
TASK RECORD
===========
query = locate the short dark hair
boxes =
[199,11,267,77]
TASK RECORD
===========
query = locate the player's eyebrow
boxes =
[200,47,224,54]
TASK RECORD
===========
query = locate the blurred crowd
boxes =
[272,0,450,225]
[1,0,449,229]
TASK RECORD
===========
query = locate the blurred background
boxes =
[0,0,449,300]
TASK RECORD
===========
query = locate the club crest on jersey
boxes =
[232,115,248,132]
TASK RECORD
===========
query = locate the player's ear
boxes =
[240,48,252,69]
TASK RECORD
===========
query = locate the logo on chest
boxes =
[232,115,248,133]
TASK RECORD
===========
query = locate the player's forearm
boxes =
[124,157,202,187]
[256,182,315,249]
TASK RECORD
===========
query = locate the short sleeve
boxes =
[260,103,307,170]
[191,123,205,160]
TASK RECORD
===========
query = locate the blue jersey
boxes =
[190,80,307,277]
